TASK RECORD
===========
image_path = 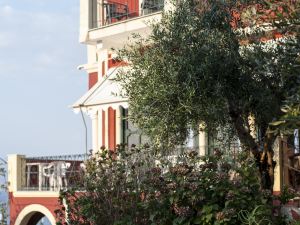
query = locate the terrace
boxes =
[90,0,164,29]
[81,0,164,48]
[7,138,300,194]
[8,154,86,193]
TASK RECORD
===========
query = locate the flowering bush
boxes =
[136,149,272,225]
[56,145,284,225]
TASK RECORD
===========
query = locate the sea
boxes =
[0,191,7,203]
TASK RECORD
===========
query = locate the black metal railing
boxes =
[91,0,164,29]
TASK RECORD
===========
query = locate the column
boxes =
[97,48,108,79]
[7,154,25,192]
[282,136,290,189]
[105,108,109,148]
[98,107,103,147]
[199,131,206,156]
[79,0,90,42]
[91,110,99,153]
[96,43,103,80]
[273,137,283,194]
[198,123,207,156]
[116,106,123,146]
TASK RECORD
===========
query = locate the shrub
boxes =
[57,145,275,225]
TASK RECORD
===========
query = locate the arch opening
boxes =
[15,204,56,225]
[19,211,52,225]
[26,212,44,225]
[36,216,52,225]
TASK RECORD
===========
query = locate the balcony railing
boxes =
[91,0,164,29]
[20,154,87,192]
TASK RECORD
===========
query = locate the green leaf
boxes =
[206,214,213,222]
[269,120,286,126]
[192,217,202,224]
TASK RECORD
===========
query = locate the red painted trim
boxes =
[108,54,127,69]
[107,0,139,21]
[102,61,105,77]
[88,72,98,89]
[9,193,59,225]
[102,110,106,147]
[108,53,113,69]
[108,107,116,150]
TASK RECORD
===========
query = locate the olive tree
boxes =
[0,159,7,225]
[269,33,300,135]
[117,0,300,190]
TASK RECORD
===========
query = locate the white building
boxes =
[73,0,208,154]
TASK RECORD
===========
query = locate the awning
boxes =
[72,67,128,112]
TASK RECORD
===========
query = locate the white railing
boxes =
[20,155,86,192]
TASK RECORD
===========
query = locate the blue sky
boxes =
[0,0,91,160]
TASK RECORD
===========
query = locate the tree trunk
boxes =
[228,102,275,190]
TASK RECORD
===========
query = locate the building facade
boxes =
[7,154,85,225]
[72,0,208,155]
[7,1,300,224]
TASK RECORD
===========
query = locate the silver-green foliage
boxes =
[268,7,300,135]
[117,0,300,151]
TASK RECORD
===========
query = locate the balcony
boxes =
[8,154,86,194]
[81,0,164,48]
[90,0,164,29]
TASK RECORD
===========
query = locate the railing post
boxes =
[99,0,105,26]
[26,165,31,189]
[39,164,43,191]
